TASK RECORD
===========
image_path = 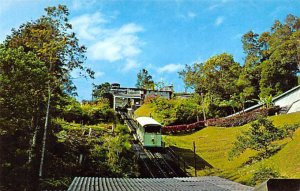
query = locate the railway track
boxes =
[132,143,178,178]
[119,111,137,133]
[146,149,178,177]
[119,111,185,178]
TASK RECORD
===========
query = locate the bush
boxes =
[250,165,281,186]
[81,99,117,124]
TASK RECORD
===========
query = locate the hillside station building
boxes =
[110,83,173,110]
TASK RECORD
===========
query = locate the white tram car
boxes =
[135,117,162,148]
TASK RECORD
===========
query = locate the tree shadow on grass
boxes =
[169,146,213,170]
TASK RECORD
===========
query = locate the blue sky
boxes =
[0,0,299,100]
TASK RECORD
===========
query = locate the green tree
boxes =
[136,68,154,89]
[61,96,84,123]
[154,81,166,90]
[220,97,239,114]
[0,46,48,189]
[81,98,116,124]
[259,14,299,97]
[180,53,241,117]
[253,95,274,109]
[237,31,262,101]
[229,118,298,159]
[92,82,113,107]
[238,14,299,101]
[92,82,111,99]
[3,4,93,184]
[175,98,202,124]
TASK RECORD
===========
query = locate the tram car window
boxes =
[136,117,162,148]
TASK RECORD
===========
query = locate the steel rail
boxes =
[144,149,168,178]
[154,152,178,177]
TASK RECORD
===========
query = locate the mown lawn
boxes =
[164,112,300,185]
[134,103,154,117]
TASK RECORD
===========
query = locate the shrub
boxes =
[207,106,280,127]
[250,165,281,186]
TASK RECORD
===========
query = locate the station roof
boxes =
[68,176,253,191]
[136,117,161,127]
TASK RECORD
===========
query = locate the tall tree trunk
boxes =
[28,106,39,164]
[28,124,39,164]
[28,116,34,164]
[39,85,51,177]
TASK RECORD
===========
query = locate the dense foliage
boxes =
[250,166,281,186]
[0,46,48,190]
[37,120,137,189]
[180,14,300,117]
[60,97,116,124]
[179,53,242,117]
[0,5,135,191]
[92,82,113,107]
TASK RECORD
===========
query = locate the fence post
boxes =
[193,141,197,177]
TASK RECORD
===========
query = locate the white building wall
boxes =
[273,87,300,113]
[288,100,300,113]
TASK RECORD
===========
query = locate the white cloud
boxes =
[88,23,143,62]
[215,16,224,26]
[208,0,231,11]
[71,12,144,72]
[71,0,96,10]
[71,12,144,71]
[94,71,105,77]
[179,11,197,20]
[187,11,197,19]
[157,64,184,73]
[71,12,107,40]
[123,59,139,72]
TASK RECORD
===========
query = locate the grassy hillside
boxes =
[134,101,170,124]
[164,112,300,185]
[135,98,201,126]
[135,103,155,118]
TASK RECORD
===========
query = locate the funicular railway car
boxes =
[136,117,162,148]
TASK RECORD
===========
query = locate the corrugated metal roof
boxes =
[136,117,161,127]
[67,177,253,191]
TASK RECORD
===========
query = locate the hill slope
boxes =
[164,112,300,186]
